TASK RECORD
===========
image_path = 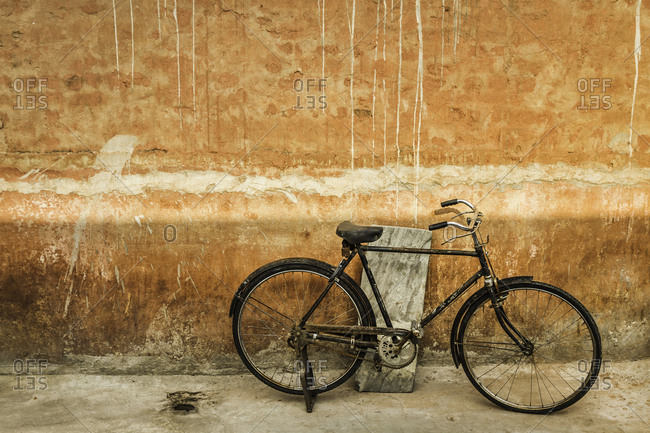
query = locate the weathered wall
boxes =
[1,0,648,369]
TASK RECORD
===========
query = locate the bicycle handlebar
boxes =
[428,221,475,232]
[441,199,475,211]
[440,199,458,207]
[429,199,480,232]
[429,221,448,231]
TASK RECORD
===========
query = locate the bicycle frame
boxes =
[298,229,532,354]
[361,240,485,330]
[300,230,490,332]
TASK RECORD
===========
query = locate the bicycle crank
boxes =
[377,335,418,369]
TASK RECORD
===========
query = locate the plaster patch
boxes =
[2,164,648,199]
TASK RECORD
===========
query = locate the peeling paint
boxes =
[61,135,138,317]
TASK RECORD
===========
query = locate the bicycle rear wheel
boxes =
[232,258,374,395]
[458,280,601,413]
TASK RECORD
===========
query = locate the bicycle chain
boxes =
[298,334,417,370]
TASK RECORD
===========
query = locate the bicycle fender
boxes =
[228,259,300,318]
[449,275,533,367]
[450,288,488,368]
[228,257,376,327]
[228,280,250,318]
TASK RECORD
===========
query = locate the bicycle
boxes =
[229,199,602,413]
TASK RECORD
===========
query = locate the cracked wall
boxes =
[0,0,648,369]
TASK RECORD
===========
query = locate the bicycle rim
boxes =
[234,265,368,394]
[459,283,601,413]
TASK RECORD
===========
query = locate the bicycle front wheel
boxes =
[458,280,602,413]
[232,258,374,395]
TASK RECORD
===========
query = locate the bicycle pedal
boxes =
[373,352,383,372]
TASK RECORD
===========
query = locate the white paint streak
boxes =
[395,0,403,217]
[65,205,90,282]
[453,0,461,60]
[19,168,39,179]
[6,163,645,198]
[173,0,182,129]
[629,0,642,165]
[157,0,162,40]
[63,280,74,318]
[320,0,326,113]
[130,0,134,90]
[413,0,424,224]
[187,268,200,297]
[192,0,196,120]
[441,0,445,85]
[115,265,121,293]
[371,0,381,165]
[382,0,387,165]
[124,292,131,314]
[113,0,120,79]
[348,0,356,169]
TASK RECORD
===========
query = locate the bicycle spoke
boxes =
[504,356,526,401]
[483,354,524,389]
[462,340,522,353]
[474,352,522,381]
[534,358,564,402]
[509,290,563,345]
[299,272,307,318]
[535,316,588,350]
[533,352,586,384]
[243,296,295,328]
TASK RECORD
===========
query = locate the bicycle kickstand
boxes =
[298,340,317,413]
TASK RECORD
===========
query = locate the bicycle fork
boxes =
[475,233,534,355]
[485,276,535,355]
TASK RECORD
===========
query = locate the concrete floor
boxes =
[1,360,648,433]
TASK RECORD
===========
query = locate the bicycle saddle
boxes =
[335,221,383,244]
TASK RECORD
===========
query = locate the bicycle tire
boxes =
[232,258,375,395]
[458,280,602,414]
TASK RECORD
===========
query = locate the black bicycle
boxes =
[230,199,602,413]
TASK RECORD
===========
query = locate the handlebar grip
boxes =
[429,222,448,231]
[441,199,458,207]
